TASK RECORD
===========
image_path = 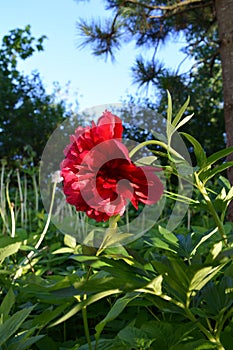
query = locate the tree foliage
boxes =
[0,26,69,165]
[75,0,224,155]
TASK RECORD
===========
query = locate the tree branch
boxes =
[123,0,207,12]
[149,1,213,19]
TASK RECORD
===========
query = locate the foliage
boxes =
[0,26,70,165]
[0,94,233,349]
[75,0,225,156]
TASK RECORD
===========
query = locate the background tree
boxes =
[0,26,70,165]
[75,0,233,219]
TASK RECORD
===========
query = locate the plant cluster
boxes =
[0,94,233,349]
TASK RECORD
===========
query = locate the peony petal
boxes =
[97,110,123,140]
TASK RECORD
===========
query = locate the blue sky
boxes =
[0,0,192,111]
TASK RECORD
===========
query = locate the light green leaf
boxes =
[0,242,21,263]
[135,156,158,166]
[225,185,233,202]
[52,247,74,254]
[206,240,224,263]
[174,113,194,132]
[172,96,190,128]
[136,275,163,295]
[64,234,76,248]
[166,90,172,125]
[189,265,224,291]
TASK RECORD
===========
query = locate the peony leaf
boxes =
[172,96,190,128]
[135,156,157,166]
[0,242,21,263]
[189,265,224,292]
[204,146,233,168]
[95,293,138,340]
[0,306,34,346]
[50,289,121,328]
[200,161,233,183]
[180,132,206,168]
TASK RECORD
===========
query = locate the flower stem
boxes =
[96,215,120,256]
[185,308,224,348]
[194,173,228,247]
[6,172,15,238]
[82,294,92,350]
[129,140,184,160]
[13,179,57,280]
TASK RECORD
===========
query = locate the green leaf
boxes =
[189,265,224,291]
[64,234,76,248]
[118,326,153,349]
[225,185,233,202]
[200,162,233,183]
[95,293,138,339]
[202,277,233,315]
[136,275,163,295]
[221,327,233,349]
[33,335,58,350]
[0,242,21,263]
[180,132,206,168]
[218,176,231,190]
[141,321,197,349]
[191,227,218,257]
[171,339,217,350]
[50,289,121,327]
[135,156,158,166]
[172,96,190,128]
[140,321,174,349]
[0,306,34,346]
[7,333,44,350]
[52,247,74,254]
[209,241,223,260]
[204,146,233,168]
[31,303,71,328]
[174,114,194,132]
[166,90,172,125]
[79,338,127,350]
[148,226,179,253]
[0,288,15,323]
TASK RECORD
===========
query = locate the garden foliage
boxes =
[0,94,233,350]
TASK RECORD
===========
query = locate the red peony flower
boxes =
[60,110,164,222]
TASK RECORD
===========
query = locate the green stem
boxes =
[16,168,24,226]
[13,179,57,280]
[215,307,233,341]
[129,140,184,160]
[32,172,39,212]
[6,172,15,238]
[82,294,92,350]
[195,173,228,247]
[96,215,120,256]
[185,308,223,347]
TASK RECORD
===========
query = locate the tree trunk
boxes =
[215,0,233,221]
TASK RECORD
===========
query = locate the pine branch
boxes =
[123,0,207,12]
